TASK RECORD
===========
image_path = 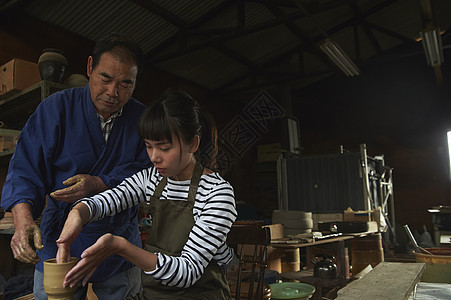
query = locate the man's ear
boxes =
[190,135,200,153]
[86,56,93,77]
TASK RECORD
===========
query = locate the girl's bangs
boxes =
[139,107,174,142]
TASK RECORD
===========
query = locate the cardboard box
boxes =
[312,213,343,230]
[343,207,373,222]
[0,58,41,99]
[257,143,282,162]
[0,129,20,151]
[264,223,285,240]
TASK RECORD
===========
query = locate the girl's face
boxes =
[144,134,199,181]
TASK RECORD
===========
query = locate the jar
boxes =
[38,48,68,83]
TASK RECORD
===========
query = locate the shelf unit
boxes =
[0,80,68,130]
[0,128,20,163]
[0,81,68,162]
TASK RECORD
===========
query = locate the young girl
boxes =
[56,89,237,299]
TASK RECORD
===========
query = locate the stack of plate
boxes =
[272,210,313,236]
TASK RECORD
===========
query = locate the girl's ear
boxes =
[189,135,200,153]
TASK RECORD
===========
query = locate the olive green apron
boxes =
[129,162,231,300]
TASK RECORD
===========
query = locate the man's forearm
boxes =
[11,202,35,226]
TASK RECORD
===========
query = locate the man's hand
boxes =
[11,203,43,264]
[50,174,108,203]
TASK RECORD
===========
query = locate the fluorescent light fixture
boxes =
[420,26,444,67]
[320,39,360,76]
[448,130,451,181]
[287,118,300,154]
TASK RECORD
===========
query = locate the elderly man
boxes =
[1,33,150,299]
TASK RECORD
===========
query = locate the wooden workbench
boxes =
[336,262,425,300]
[271,231,381,300]
[0,212,14,234]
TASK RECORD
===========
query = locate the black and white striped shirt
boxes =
[79,166,237,288]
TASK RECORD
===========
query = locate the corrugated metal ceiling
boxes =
[11,0,451,94]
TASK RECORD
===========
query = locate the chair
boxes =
[226,222,272,300]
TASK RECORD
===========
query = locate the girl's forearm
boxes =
[114,236,158,272]
[72,202,91,225]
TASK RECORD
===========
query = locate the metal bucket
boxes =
[414,248,451,283]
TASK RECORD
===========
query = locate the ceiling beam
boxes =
[249,0,360,11]
[217,69,334,95]
[135,0,262,75]
[147,0,362,64]
[237,0,245,28]
[351,3,383,54]
[131,0,187,28]
[354,24,361,61]
[264,0,398,67]
[145,0,236,58]
[212,42,269,76]
[363,20,419,46]
[215,0,398,93]
[264,2,309,40]
[420,0,433,25]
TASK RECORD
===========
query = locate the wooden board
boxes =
[271,235,354,248]
[0,213,14,231]
[336,262,425,300]
[15,293,34,300]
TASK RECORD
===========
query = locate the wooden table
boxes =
[271,235,354,248]
[270,229,378,249]
[271,231,379,300]
[336,262,425,299]
[0,212,14,234]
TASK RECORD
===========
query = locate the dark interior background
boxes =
[1,2,451,247]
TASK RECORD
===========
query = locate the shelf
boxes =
[0,80,67,107]
[0,148,16,157]
[0,129,20,160]
[0,128,21,136]
[0,81,66,163]
[0,80,68,129]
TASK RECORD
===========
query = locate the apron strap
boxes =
[140,176,167,214]
[187,161,203,204]
[152,161,203,201]
[153,176,167,199]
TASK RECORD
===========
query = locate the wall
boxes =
[0,14,210,106]
[2,12,449,241]
[0,14,212,198]
[295,50,451,235]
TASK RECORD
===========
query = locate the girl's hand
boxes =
[56,204,89,263]
[63,233,123,288]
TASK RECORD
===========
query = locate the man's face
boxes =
[87,52,138,119]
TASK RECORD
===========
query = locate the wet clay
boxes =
[43,257,79,299]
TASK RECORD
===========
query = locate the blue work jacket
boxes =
[1,85,150,281]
